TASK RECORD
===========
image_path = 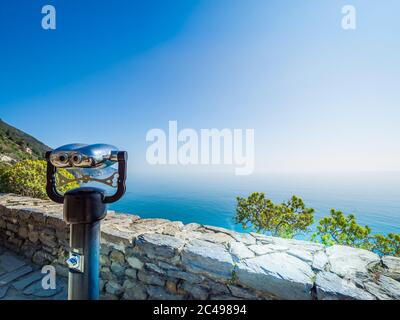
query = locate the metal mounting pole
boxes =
[64,187,107,300]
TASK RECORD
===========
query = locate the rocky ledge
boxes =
[0,193,399,300]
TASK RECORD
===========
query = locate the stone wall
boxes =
[0,193,399,300]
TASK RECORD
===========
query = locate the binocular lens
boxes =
[50,144,119,168]
[58,153,69,164]
[72,155,81,163]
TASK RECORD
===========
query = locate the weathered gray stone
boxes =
[180,281,208,299]
[46,215,65,229]
[159,221,184,236]
[228,285,259,299]
[55,228,69,241]
[136,233,184,259]
[0,285,9,299]
[125,268,137,279]
[166,269,204,284]
[147,285,183,300]
[12,271,43,290]
[316,271,375,300]
[209,294,241,300]
[8,236,23,248]
[364,275,400,300]
[18,226,29,238]
[100,254,111,267]
[382,256,400,280]
[99,279,105,292]
[126,256,144,270]
[7,223,19,233]
[203,280,230,295]
[23,279,64,297]
[165,280,178,294]
[101,293,119,300]
[100,267,115,281]
[55,264,69,278]
[42,245,57,255]
[248,244,285,256]
[125,218,169,236]
[105,280,123,296]
[312,250,329,271]
[41,227,56,236]
[145,263,164,274]
[182,239,234,280]
[28,231,39,243]
[229,242,255,261]
[30,210,47,223]
[0,266,33,286]
[0,252,26,272]
[287,248,314,265]
[181,223,201,232]
[53,290,68,300]
[230,233,257,245]
[236,252,315,300]
[101,225,134,249]
[110,249,125,264]
[21,243,38,259]
[122,279,147,299]
[326,245,380,278]
[137,270,165,286]
[32,251,52,265]
[100,244,112,256]
[252,234,324,253]
[110,262,126,277]
[192,230,236,244]
[32,251,45,265]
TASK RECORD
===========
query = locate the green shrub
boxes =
[0,160,78,199]
[235,192,314,238]
[236,193,400,257]
[312,209,372,249]
[312,209,400,257]
[373,233,400,257]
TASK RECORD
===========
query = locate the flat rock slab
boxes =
[23,279,64,297]
[0,252,26,272]
[182,239,234,280]
[0,286,10,299]
[229,241,255,261]
[12,271,44,291]
[326,245,380,278]
[136,233,184,259]
[316,271,375,300]
[0,266,33,286]
[382,256,400,281]
[236,252,315,300]
[364,275,400,300]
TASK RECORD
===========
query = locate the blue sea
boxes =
[109,172,400,238]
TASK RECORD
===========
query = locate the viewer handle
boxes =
[103,151,127,204]
[45,150,65,203]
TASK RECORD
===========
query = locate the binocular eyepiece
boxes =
[45,143,127,204]
[49,143,119,169]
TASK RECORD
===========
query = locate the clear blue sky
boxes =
[1,0,399,174]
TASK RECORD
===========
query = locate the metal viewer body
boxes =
[45,143,127,300]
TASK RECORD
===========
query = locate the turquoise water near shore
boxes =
[110,172,400,238]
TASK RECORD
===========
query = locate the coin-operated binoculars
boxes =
[45,144,127,300]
